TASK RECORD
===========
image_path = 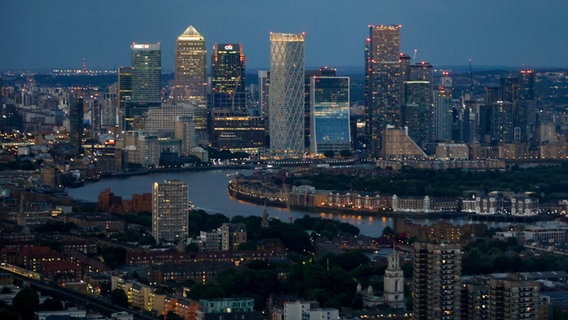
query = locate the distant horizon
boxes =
[2,64,565,76]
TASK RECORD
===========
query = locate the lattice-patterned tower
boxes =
[269,32,305,157]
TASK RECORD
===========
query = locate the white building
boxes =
[383,248,405,308]
[269,33,305,157]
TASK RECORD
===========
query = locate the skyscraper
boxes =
[413,242,462,320]
[258,70,270,117]
[131,43,161,105]
[365,25,402,154]
[174,26,208,143]
[269,32,305,157]
[434,83,454,142]
[305,67,337,150]
[309,76,351,155]
[517,69,536,143]
[152,180,189,244]
[117,66,133,131]
[211,43,246,114]
[69,96,84,154]
[402,62,434,151]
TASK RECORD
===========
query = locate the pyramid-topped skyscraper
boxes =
[174,25,208,143]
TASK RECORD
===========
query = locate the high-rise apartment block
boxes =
[309,76,351,155]
[211,43,246,114]
[152,180,189,243]
[461,274,544,320]
[269,32,305,157]
[413,242,462,320]
[174,26,208,143]
[365,25,402,154]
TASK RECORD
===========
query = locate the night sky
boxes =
[2,0,567,71]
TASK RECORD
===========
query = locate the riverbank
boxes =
[227,173,561,223]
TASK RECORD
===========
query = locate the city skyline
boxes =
[2,0,568,71]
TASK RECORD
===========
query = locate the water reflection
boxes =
[67,169,391,237]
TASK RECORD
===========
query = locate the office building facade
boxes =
[131,43,161,105]
[152,180,189,243]
[117,66,132,131]
[211,43,246,114]
[309,76,351,155]
[174,26,208,143]
[269,32,305,157]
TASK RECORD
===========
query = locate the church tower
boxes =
[384,246,405,308]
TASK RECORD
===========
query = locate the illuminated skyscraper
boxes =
[309,76,351,155]
[269,32,305,157]
[131,43,161,105]
[211,43,246,114]
[174,26,208,143]
[434,72,454,142]
[117,66,132,130]
[152,180,189,244]
[365,25,402,154]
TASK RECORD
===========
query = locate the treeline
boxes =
[186,250,389,310]
[293,162,568,201]
[189,211,360,254]
[462,237,568,275]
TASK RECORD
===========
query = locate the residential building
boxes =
[365,25,402,154]
[197,298,257,320]
[220,223,247,251]
[152,180,189,243]
[413,241,462,320]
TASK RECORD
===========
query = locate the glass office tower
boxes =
[131,43,161,105]
[310,76,351,155]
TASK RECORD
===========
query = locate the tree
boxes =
[12,287,39,318]
[382,226,395,238]
[110,289,129,308]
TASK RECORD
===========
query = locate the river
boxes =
[67,169,395,237]
[68,168,554,237]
